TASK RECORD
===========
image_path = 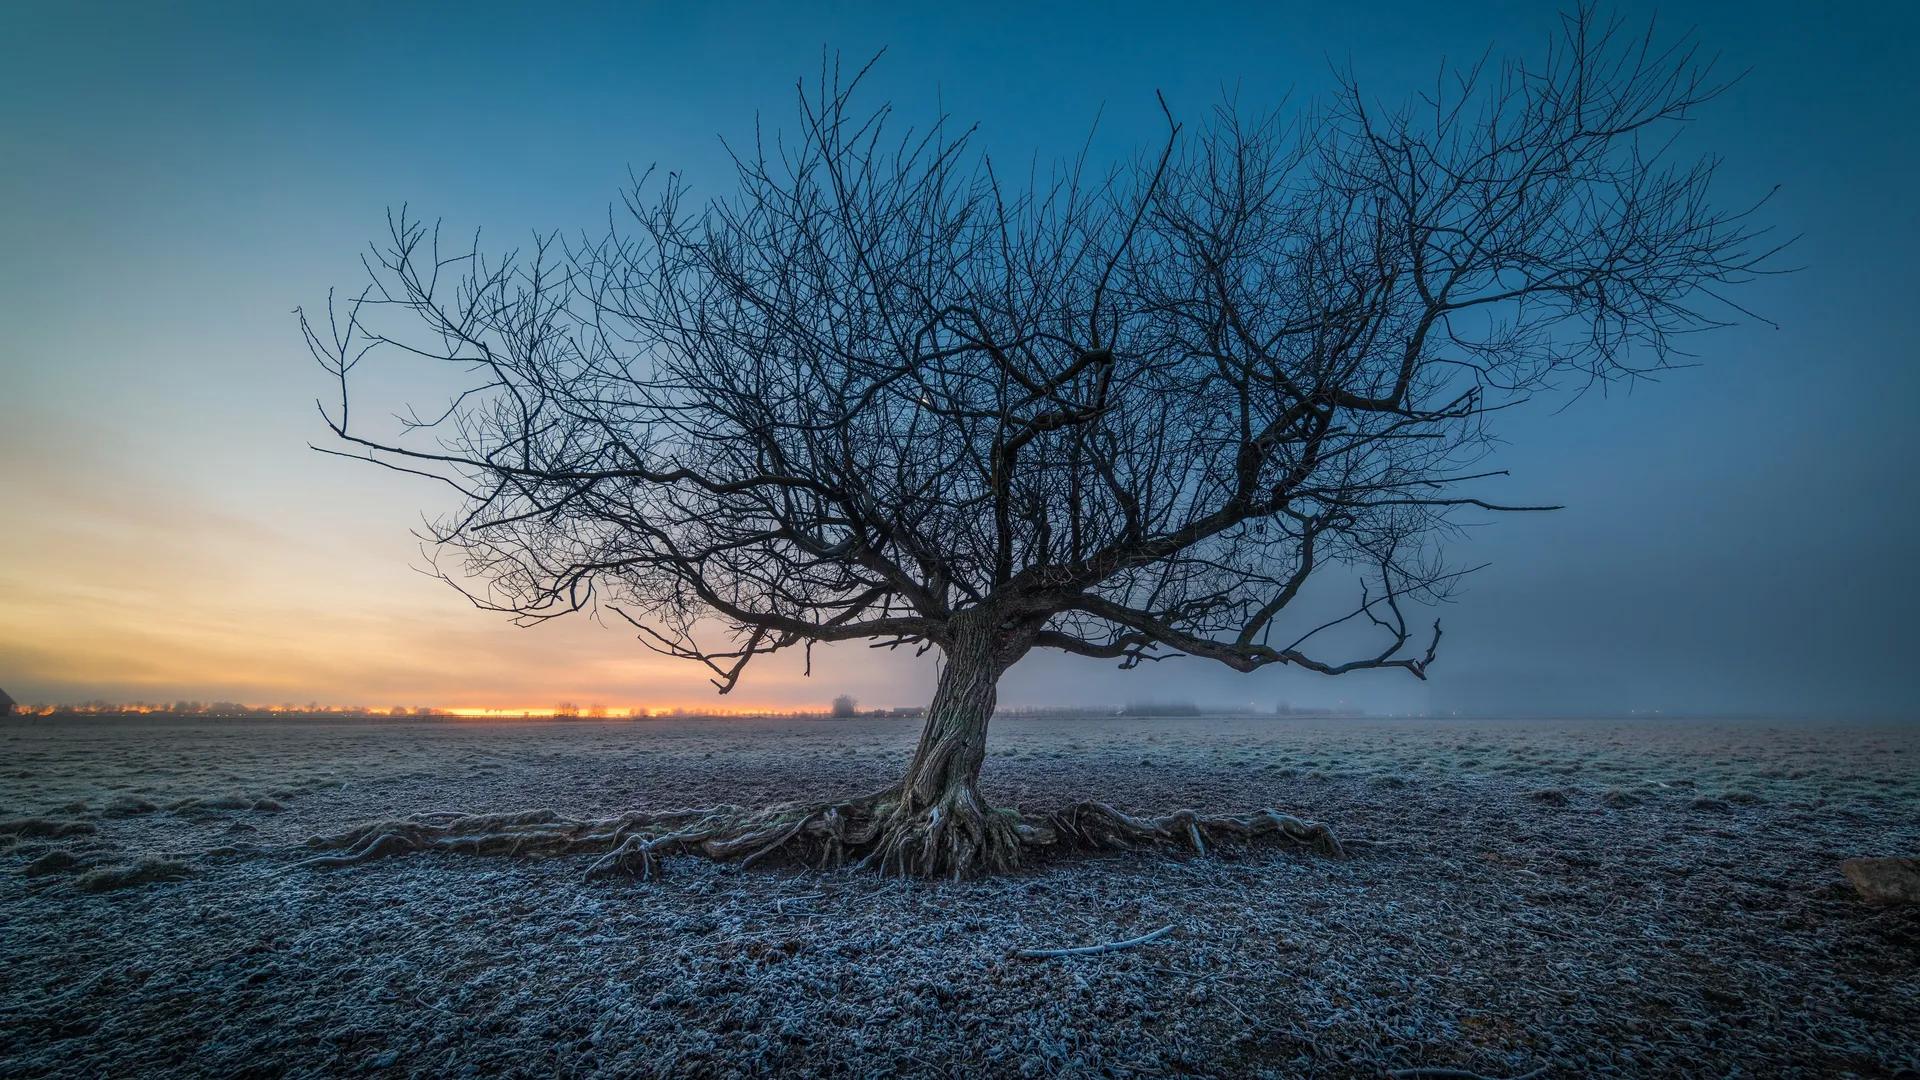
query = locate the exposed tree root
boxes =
[294,793,1345,880]
[1032,801,1345,858]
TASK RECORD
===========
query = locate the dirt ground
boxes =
[2,713,1916,1078]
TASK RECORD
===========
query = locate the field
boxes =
[2,713,1917,1078]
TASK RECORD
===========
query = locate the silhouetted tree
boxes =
[304,11,1772,877]
[831,695,860,719]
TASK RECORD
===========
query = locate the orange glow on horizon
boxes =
[0,428,904,716]
[4,701,899,719]
[442,705,790,719]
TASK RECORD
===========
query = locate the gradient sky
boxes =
[2,1,1915,716]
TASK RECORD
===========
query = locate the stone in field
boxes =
[1841,857,1920,905]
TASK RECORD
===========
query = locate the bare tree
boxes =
[831,695,859,719]
[301,11,1772,878]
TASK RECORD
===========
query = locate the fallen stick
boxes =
[1382,1060,1543,1068]
[1014,923,1175,959]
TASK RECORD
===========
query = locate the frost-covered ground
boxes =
[2,713,1916,1078]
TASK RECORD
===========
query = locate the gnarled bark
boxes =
[864,615,1025,877]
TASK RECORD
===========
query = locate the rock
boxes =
[1841,858,1920,905]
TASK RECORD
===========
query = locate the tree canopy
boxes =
[307,15,1769,699]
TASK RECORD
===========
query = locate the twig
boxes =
[1385,1066,1548,1080]
[1014,924,1175,959]
[1340,837,1408,851]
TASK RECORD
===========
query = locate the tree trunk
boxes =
[873,613,1024,877]
[900,617,1002,812]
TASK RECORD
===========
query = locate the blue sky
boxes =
[2,1,1915,716]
